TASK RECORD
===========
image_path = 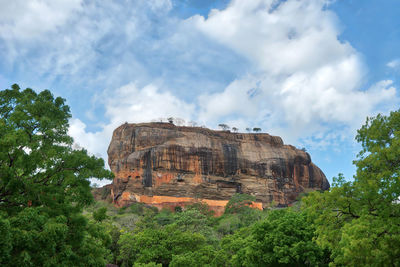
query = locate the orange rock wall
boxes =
[114,191,262,216]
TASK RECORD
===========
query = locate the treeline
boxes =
[1,85,399,266]
[86,194,328,266]
[149,117,263,134]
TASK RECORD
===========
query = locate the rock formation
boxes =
[108,123,329,215]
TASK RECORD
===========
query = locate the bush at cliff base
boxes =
[302,109,400,266]
[118,225,216,267]
[0,85,113,266]
[215,209,330,266]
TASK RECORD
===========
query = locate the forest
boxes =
[1,85,399,266]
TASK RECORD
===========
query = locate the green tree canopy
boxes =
[93,207,108,222]
[218,123,230,131]
[302,110,400,266]
[218,209,328,266]
[247,209,328,266]
[0,84,113,266]
[224,193,256,214]
[118,225,209,267]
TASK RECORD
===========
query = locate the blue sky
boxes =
[1,0,399,185]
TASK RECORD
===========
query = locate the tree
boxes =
[108,224,122,265]
[169,245,216,267]
[0,216,12,265]
[247,209,328,266]
[216,226,252,266]
[154,209,175,226]
[174,206,183,212]
[224,193,256,214]
[232,127,238,133]
[218,210,328,266]
[174,208,218,245]
[93,207,108,222]
[218,194,264,235]
[218,123,230,131]
[253,127,261,132]
[167,117,174,124]
[0,84,113,265]
[302,110,400,266]
[186,202,215,217]
[245,127,251,133]
[118,225,208,267]
[134,263,162,267]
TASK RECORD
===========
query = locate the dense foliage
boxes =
[0,85,113,266]
[217,209,329,266]
[87,197,325,267]
[302,110,400,266]
[2,85,400,266]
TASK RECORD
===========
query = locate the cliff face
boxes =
[108,123,329,215]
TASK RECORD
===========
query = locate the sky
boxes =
[0,0,399,185]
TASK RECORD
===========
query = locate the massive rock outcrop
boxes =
[108,123,329,215]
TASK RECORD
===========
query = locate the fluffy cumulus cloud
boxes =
[0,0,175,85]
[387,59,400,69]
[192,0,398,145]
[0,0,82,40]
[193,0,349,75]
[56,0,399,154]
[69,82,194,159]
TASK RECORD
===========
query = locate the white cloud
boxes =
[0,0,82,40]
[387,59,400,69]
[104,82,195,129]
[193,0,398,145]
[198,76,262,120]
[192,0,351,75]
[0,0,177,86]
[69,82,195,160]
[69,0,398,158]
[147,0,172,12]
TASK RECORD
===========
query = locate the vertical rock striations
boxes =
[107,123,329,215]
